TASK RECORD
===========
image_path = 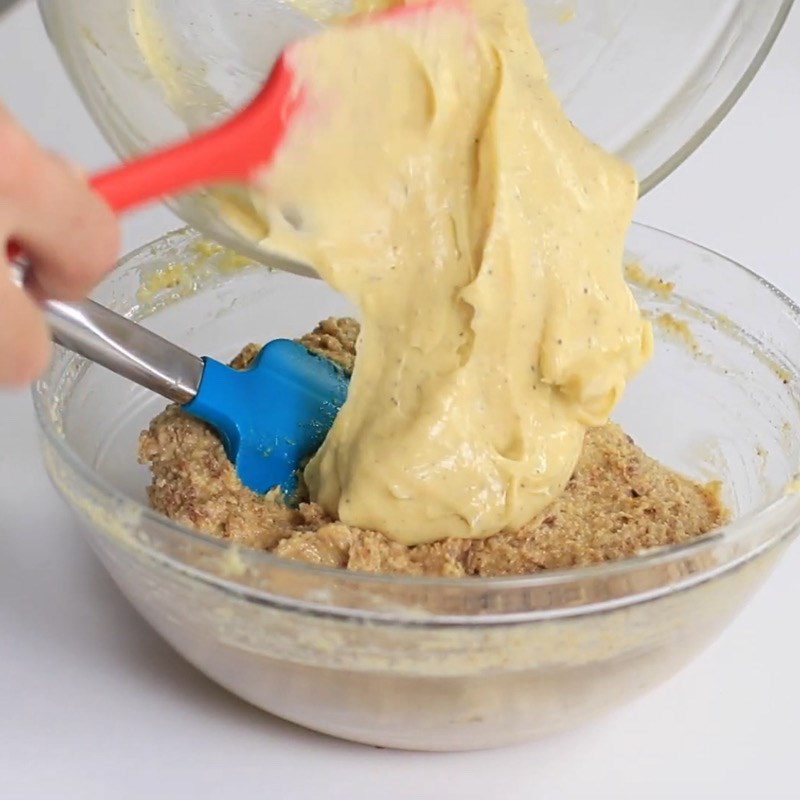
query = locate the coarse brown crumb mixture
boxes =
[138,317,727,577]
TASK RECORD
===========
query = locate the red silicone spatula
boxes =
[7,51,300,270]
[14,0,464,231]
[88,53,302,215]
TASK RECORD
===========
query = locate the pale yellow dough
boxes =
[248,0,652,544]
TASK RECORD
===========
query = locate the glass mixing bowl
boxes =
[38,0,793,273]
[33,224,800,750]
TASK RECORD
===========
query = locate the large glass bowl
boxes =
[38,0,793,273]
[33,224,800,750]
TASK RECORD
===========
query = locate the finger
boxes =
[0,117,120,300]
[0,263,51,386]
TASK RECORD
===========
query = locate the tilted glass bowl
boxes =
[38,0,793,272]
[33,224,800,750]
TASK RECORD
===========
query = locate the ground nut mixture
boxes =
[138,318,727,578]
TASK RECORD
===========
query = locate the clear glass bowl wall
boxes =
[34,224,800,750]
[38,0,793,271]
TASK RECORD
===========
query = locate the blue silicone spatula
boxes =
[42,295,349,497]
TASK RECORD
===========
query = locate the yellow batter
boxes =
[246,0,652,545]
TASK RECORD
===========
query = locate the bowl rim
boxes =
[31,222,800,602]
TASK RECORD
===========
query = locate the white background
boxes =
[2,1,800,798]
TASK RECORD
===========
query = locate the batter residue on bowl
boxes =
[138,318,726,578]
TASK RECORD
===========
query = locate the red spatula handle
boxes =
[7,55,299,264]
[91,54,300,212]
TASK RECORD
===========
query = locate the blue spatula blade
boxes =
[182,339,349,498]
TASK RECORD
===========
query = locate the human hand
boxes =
[0,104,119,386]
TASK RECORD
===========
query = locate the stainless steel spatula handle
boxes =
[43,297,204,405]
[11,257,203,404]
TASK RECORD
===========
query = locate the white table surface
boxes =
[2,2,800,798]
